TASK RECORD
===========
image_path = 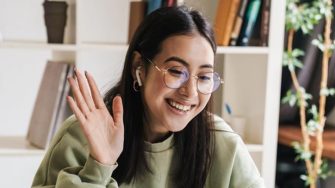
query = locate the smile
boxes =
[167,99,192,112]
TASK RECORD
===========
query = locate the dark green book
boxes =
[237,0,261,46]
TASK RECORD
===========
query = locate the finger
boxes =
[67,96,86,124]
[85,71,106,109]
[68,76,91,116]
[112,96,124,128]
[74,68,96,111]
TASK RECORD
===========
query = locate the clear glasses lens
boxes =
[197,72,221,94]
[164,67,189,88]
[164,67,221,94]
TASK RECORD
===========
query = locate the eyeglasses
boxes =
[141,56,224,95]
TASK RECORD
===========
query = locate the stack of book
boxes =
[214,0,270,46]
[27,61,74,149]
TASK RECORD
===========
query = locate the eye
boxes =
[199,75,211,81]
[198,73,213,81]
[167,67,188,78]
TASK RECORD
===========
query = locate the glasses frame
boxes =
[141,55,224,95]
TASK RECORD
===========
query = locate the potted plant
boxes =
[282,0,335,187]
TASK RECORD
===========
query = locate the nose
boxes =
[178,76,198,98]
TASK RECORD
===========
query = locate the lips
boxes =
[167,99,194,112]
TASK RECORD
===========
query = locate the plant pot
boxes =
[43,1,68,43]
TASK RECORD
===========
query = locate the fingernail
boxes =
[85,70,88,77]
[73,68,77,78]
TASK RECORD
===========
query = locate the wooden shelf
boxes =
[278,125,335,160]
[0,41,129,52]
[0,41,77,51]
[0,136,45,155]
[78,43,128,51]
[216,46,269,55]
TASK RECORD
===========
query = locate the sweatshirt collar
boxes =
[144,133,175,152]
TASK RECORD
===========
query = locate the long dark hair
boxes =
[103,6,217,188]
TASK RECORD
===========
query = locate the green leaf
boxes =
[307,119,318,135]
[308,105,318,120]
[318,159,335,180]
[283,49,305,71]
[320,88,335,96]
[312,38,325,51]
[292,49,305,57]
[288,63,295,72]
[281,90,298,107]
[320,88,329,96]
[292,141,312,161]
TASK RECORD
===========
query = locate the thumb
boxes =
[112,95,124,127]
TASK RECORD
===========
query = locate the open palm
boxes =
[67,69,124,165]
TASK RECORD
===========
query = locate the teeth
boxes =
[169,100,191,112]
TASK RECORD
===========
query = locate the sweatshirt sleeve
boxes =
[31,116,119,188]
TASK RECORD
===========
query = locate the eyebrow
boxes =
[163,56,213,69]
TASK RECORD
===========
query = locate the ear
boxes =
[131,51,145,84]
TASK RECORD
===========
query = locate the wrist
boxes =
[90,154,117,166]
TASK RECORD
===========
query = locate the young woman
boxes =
[32,6,265,188]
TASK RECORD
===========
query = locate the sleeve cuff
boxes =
[78,155,118,186]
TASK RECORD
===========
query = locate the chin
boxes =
[166,119,191,133]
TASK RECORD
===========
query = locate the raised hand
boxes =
[67,68,124,165]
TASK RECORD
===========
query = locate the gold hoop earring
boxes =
[133,80,140,92]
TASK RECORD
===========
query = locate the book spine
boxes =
[128,1,147,44]
[260,0,270,46]
[166,0,175,7]
[51,64,74,139]
[147,0,162,15]
[222,0,242,46]
[229,0,249,46]
[214,0,232,45]
[237,0,261,46]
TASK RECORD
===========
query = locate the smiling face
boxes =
[138,33,215,142]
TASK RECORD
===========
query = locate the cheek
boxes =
[143,74,167,103]
[198,95,211,110]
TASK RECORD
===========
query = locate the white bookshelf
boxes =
[185,0,286,188]
[0,0,285,187]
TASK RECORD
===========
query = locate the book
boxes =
[51,65,74,136]
[162,0,175,7]
[128,1,147,44]
[229,0,249,46]
[236,0,261,46]
[146,0,162,15]
[260,0,271,46]
[214,0,241,46]
[27,61,73,149]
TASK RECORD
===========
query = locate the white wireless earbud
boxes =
[136,66,142,86]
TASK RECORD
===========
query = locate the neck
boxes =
[143,119,172,143]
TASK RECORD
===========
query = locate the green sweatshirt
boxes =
[32,115,265,188]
